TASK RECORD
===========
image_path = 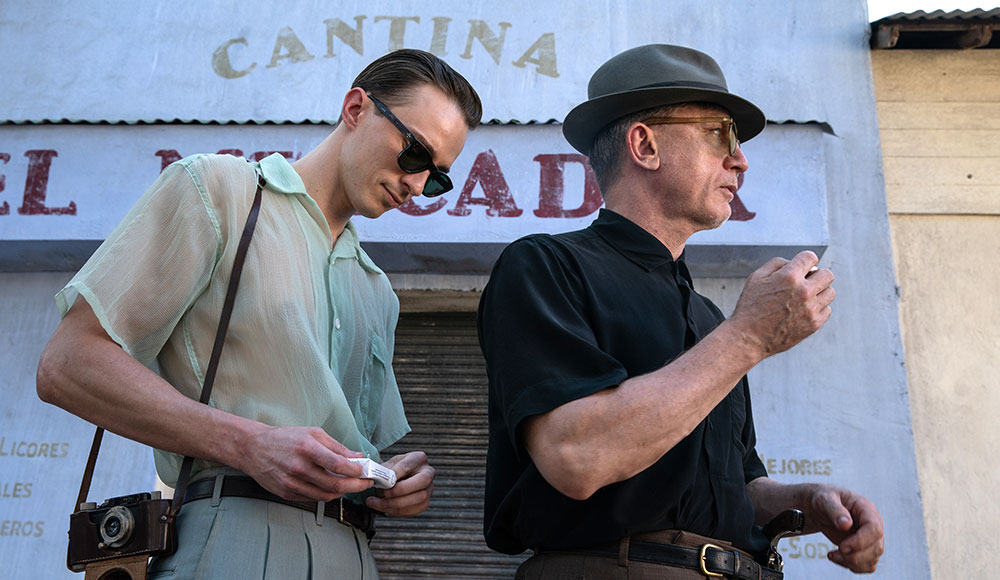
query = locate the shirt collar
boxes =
[256,153,306,195]
[331,221,385,275]
[257,153,383,275]
[591,208,683,273]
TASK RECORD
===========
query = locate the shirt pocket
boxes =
[359,331,388,438]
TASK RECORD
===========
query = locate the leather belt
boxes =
[553,540,783,580]
[182,476,377,539]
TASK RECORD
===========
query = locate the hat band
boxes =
[632,80,728,92]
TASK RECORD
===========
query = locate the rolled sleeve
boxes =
[478,237,628,447]
[56,160,221,367]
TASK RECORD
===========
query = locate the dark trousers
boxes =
[515,529,756,580]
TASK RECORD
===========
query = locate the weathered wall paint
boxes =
[874,48,1000,580]
[2,2,870,124]
[0,124,829,275]
[1,272,156,580]
[0,1,931,578]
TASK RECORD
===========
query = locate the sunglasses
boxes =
[367,93,453,197]
[643,116,740,156]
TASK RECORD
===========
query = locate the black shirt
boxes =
[477,209,769,556]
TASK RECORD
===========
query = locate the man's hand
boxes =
[238,425,374,502]
[730,251,835,357]
[748,479,883,574]
[806,485,885,573]
[366,451,435,516]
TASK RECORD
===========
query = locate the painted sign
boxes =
[0,1,854,124]
[0,123,828,274]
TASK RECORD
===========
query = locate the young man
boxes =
[37,49,481,578]
[478,44,884,579]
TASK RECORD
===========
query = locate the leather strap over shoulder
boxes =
[74,171,267,518]
[169,172,265,517]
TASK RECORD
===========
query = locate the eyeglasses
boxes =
[643,116,740,156]
[367,93,453,197]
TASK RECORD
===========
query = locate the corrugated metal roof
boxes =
[872,8,1000,49]
[0,118,561,127]
[876,8,1000,22]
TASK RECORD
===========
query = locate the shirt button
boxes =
[335,318,341,330]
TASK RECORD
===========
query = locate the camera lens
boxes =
[99,506,135,549]
[103,517,122,538]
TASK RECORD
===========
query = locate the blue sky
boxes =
[868,0,997,19]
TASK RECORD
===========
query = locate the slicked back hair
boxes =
[352,49,482,129]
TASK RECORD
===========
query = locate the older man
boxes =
[38,49,481,578]
[478,44,883,579]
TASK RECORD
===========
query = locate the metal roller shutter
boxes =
[370,311,529,579]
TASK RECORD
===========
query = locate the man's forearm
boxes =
[524,318,766,500]
[523,251,833,500]
[38,300,374,502]
[748,477,848,536]
[746,477,815,527]
[36,300,260,471]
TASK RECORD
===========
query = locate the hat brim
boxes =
[562,87,766,155]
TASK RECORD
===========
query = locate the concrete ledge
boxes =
[3,240,828,278]
[363,242,827,278]
[0,241,102,272]
[683,245,829,277]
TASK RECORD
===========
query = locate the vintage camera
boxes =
[67,491,176,574]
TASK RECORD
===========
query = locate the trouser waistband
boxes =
[182,474,377,539]
[539,530,782,580]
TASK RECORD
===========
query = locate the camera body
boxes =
[67,491,176,572]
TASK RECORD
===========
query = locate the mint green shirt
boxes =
[57,153,409,485]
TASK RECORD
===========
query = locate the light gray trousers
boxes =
[147,470,379,580]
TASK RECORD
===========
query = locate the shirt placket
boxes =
[678,270,729,481]
[328,254,344,370]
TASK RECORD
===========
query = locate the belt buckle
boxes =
[699,543,725,578]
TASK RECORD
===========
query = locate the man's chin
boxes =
[704,210,731,230]
[353,204,389,219]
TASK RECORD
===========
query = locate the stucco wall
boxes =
[873,48,1000,579]
[1,272,156,579]
[1,3,932,577]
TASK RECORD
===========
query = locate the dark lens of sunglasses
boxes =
[423,172,452,197]
[398,142,434,173]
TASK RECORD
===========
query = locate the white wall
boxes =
[1,273,156,580]
[0,1,931,578]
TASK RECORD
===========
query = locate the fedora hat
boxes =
[563,44,766,154]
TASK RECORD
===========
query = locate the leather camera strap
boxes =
[74,169,266,517]
[74,426,104,511]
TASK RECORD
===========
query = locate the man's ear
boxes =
[624,122,660,172]
[340,87,368,130]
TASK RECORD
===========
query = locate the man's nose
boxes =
[400,171,430,198]
[728,144,749,173]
